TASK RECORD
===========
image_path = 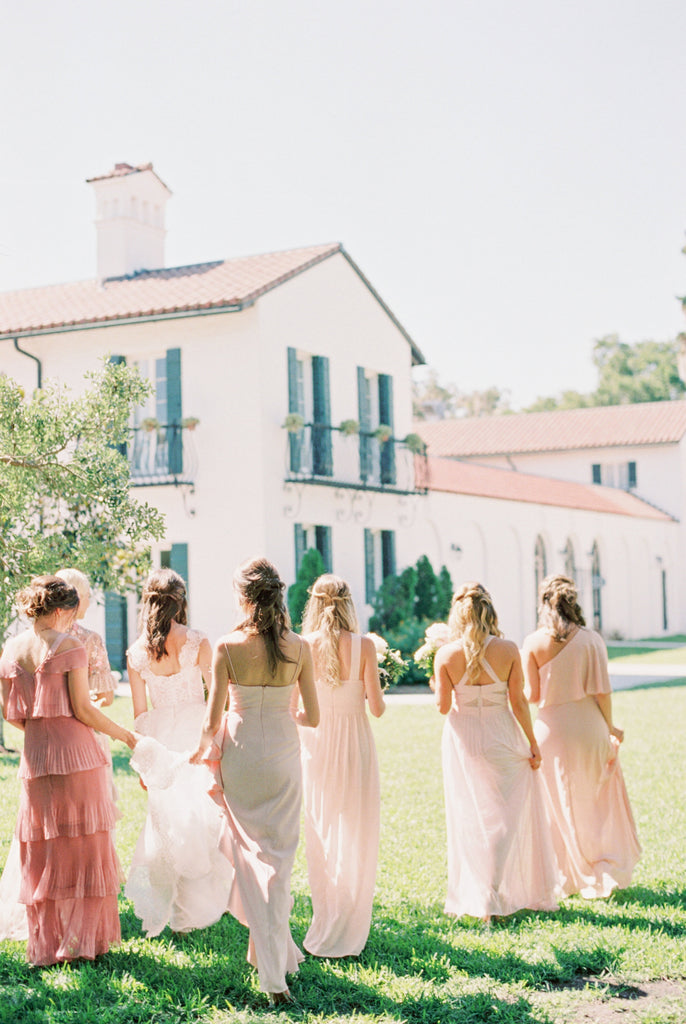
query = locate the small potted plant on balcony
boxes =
[182,416,200,431]
[282,412,305,433]
[339,418,359,437]
[403,432,426,455]
[140,416,160,433]
[374,423,393,444]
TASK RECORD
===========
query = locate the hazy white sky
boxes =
[2,0,685,407]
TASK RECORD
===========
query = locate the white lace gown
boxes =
[124,630,234,936]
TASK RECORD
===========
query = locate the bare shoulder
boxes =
[521,629,550,656]
[435,639,464,667]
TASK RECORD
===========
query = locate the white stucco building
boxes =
[0,162,681,663]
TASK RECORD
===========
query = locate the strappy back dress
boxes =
[441,638,559,919]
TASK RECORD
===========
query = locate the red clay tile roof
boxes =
[86,162,171,192]
[426,456,674,520]
[0,243,425,364]
[415,401,686,455]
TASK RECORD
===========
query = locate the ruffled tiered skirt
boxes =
[19,717,121,966]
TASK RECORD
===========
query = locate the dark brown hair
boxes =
[140,568,188,661]
[537,574,586,640]
[17,575,80,620]
[234,557,293,674]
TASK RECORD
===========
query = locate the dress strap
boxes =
[223,642,239,685]
[349,633,361,681]
[46,631,70,660]
[480,658,503,685]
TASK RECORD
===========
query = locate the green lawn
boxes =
[1,687,685,1024]
[607,646,686,666]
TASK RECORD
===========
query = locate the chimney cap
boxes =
[86,161,171,193]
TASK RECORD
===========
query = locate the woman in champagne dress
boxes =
[125,568,234,936]
[0,576,136,966]
[299,574,385,956]
[191,557,319,1005]
[522,575,641,898]
[435,582,559,921]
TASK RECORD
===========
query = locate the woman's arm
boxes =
[68,664,136,748]
[189,642,231,762]
[1,679,25,731]
[361,636,385,718]
[198,636,213,695]
[128,661,148,720]
[506,647,541,769]
[594,692,624,742]
[521,637,541,704]
[434,646,454,715]
[293,642,319,728]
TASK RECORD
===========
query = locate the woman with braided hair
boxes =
[522,575,640,898]
[299,574,385,957]
[434,581,559,922]
[191,557,318,1005]
[125,568,234,936]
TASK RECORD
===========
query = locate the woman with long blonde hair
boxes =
[299,574,385,957]
[435,582,559,921]
[522,574,640,897]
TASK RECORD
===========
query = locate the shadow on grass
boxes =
[552,887,686,939]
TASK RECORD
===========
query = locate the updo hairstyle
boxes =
[537,574,585,640]
[234,557,293,674]
[140,568,188,661]
[55,568,91,604]
[17,575,80,620]
[302,574,359,687]
[448,581,502,684]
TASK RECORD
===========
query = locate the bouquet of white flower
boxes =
[413,621,451,678]
[366,632,407,689]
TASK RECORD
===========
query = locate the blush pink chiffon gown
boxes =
[0,635,121,965]
[299,633,380,956]
[533,628,641,897]
[442,639,560,919]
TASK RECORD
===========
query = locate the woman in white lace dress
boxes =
[125,569,234,936]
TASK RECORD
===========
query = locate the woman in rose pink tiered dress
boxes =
[299,574,385,957]
[0,576,136,966]
[522,575,641,898]
[435,582,560,922]
[191,558,319,1006]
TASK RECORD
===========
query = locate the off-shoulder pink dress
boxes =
[299,633,380,956]
[442,640,560,919]
[533,628,641,897]
[0,635,121,965]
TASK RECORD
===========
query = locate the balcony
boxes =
[128,423,197,487]
[285,423,428,495]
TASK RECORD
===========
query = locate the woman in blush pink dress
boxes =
[191,558,319,1006]
[0,576,136,966]
[300,575,385,957]
[522,575,641,898]
[435,582,559,923]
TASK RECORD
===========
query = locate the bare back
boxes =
[438,636,519,688]
[221,630,303,688]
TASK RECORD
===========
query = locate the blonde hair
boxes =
[302,574,359,688]
[56,568,91,604]
[448,581,502,684]
[234,557,293,675]
[537,574,585,640]
[140,568,188,661]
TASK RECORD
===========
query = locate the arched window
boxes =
[591,541,602,631]
[534,535,547,608]
[563,538,576,581]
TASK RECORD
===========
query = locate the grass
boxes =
[606,646,686,666]
[1,686,685,1023]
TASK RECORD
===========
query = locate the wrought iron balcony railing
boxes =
[128,423,197,486]
[285,423,428,494]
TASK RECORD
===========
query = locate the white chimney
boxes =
[86,162,172,279]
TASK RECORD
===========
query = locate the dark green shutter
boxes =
[166,348,183,475]
[170,542,188,585]
[294,524,307,573]
[105,592,128,673]
[382,530,396,579]
[379,374,396,485]
[315,525,332,573]
[628,461,637,489]
[312,355,332,476]
[364,528,375,604]
[287,348,301,472]
[358,367,372,482]
[108,355,128,457]
[592,464,601,485]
